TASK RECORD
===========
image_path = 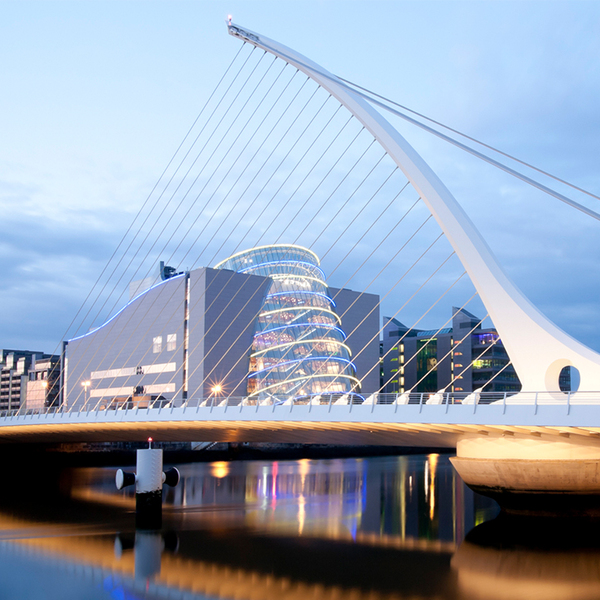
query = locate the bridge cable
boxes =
[65,43,254,343]
[376,281,475,395]
[337,75,600,205]
[245,38,600,219]
[332,77,600,221]
[84,51,279,336]
[239,226,445,400]
[67,49,294,400]
[407,315,489,394]
[67,71,329,404]
[444,333,501,393]
[183,145,409,399]
[70,82,358,404]
[67,50,476,408]
[185,126,384,398]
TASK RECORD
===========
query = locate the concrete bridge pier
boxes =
[450,433,600,516]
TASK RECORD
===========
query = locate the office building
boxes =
[380,307,521,394]
[0,349,59,411]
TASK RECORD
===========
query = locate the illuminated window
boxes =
[167,334,177,351]
[153,336,162,353]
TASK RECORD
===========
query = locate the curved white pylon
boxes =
[227,23,600,394]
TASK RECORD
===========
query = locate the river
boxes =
[0,452,599,599]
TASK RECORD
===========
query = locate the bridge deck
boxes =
[0,404,598,445]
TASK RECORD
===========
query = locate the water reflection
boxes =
[0,453,598,599]
[453,515,600,600]
[80,454,496,545]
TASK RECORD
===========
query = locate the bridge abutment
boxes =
[451,433,600,516]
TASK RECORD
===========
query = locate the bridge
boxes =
[5,21,600,512]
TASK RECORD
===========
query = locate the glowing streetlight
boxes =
[81,380,91,405]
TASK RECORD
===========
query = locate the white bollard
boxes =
[115,439,180,529]
[135,447,164,529]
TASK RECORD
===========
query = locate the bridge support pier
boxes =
[450,433,600,516]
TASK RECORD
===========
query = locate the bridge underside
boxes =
[0,420,461,447]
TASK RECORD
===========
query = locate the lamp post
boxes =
[211,384,222,407]
[81,380,91,407]
[41,380,48,410]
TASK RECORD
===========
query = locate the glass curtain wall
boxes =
[215,245,358,401]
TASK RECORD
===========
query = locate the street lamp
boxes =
[210,384,222,408]
[81,380,91,406]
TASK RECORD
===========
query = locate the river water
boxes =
[0,452,599,599]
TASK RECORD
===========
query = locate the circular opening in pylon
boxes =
[559,366,580,392]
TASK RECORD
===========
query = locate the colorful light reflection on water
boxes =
[1,453,598,599]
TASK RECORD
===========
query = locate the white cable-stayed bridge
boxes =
[4,21,600,510]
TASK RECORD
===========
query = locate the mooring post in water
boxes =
[115,438,180,529]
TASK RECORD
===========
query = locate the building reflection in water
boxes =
[0,454,599,599]
[0,454,600,600]
[91,453,497,545]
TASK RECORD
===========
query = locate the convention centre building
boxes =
[64,245,380,408]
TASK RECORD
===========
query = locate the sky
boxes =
[1,0,599,356]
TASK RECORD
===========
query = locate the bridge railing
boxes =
[2,390,599,422]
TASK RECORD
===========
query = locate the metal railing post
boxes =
[534,392,539,415]
[567,391,571,415]
[419,393,424,413]
[502,391,507,414]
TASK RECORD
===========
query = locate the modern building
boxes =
[26,354,61,410]
[380,307,521,394]
[0,349,59,412]
[65,245,380,408]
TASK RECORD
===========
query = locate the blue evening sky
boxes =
[1,1,599,354]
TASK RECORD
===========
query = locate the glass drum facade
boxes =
[215,245,358,400]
